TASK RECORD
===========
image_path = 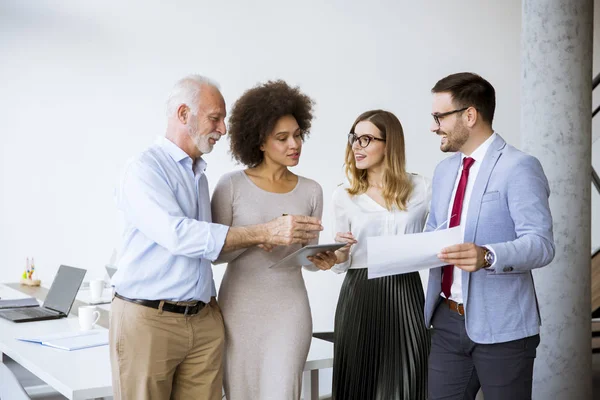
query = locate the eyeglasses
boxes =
[431,107,469,126]
[348,133,386,148]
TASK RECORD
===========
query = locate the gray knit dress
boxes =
[211,170,323,400]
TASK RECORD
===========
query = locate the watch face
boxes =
[485,251,495,264]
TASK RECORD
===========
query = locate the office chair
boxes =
[0,362,31,400]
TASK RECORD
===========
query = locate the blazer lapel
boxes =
[461,135,506,305]
[463,134,506,244]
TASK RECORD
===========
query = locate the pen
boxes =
[434,214,457,231]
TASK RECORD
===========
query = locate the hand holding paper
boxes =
[367,226,464,279]
[438,242,487,272]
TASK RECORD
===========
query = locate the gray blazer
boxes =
[424,134,555,344]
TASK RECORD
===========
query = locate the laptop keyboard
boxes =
[1,307,57,319]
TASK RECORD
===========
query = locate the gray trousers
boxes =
[428,301,540,400]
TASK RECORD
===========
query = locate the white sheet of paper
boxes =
[18,329,108,351]
[76,287,113,305]
[18,329,101,344]
[367,226,464,279]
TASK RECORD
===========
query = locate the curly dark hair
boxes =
[228,80,315,167]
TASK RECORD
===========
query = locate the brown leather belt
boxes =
[444,298,465,316]
[115,293,206,315]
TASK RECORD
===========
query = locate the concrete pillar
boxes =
[521,0,593,399]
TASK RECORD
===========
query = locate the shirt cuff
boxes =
[204,224,230,261]
[331,257,352,274]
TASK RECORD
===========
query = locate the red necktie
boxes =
[441,157,475,299]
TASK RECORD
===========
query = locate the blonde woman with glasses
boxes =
[331,110,431,400]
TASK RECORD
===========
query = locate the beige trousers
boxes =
[109,296,224,400]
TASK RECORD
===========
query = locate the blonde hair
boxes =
[344,110,413,211]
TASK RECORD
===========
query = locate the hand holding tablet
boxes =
[269,243,346,269]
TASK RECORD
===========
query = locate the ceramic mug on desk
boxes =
[79,306,100,331]
[89,280,104,302]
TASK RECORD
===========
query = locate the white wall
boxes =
[0,0,522,395]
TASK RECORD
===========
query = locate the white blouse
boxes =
[331,174,431,273]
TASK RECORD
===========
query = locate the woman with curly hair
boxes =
[211,80,337,400]
[331,110,431,400]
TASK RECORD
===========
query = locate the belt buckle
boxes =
[447,299,464,316]
[183,303,199,316]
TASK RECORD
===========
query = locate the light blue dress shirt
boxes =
[112,137,230,303]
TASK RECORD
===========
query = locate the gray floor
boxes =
[4,354,600,399]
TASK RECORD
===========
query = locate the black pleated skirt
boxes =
[332,268,430,400]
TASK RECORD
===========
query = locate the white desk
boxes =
[0,284,112,400]
[0,283,334,400]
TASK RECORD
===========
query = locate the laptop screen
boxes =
[105,265,117,278]
[43,265,87,315]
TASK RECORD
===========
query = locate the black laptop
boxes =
[0,265,86,323]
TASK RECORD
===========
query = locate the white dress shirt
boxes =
[445,132,497,303]
[112,137,229,303]
[331,174,431,273]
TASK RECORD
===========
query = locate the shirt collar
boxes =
[462,131,497,164]
[194,157,207,174]
[157,136,207,172]
[158,136,190,163]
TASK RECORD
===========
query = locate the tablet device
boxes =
[269,243,346,269]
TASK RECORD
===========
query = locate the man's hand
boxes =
[257,243,274,252]
[222,216,322,253]
[308,251,338,271]
[437,243,486,272]
[264,215,323,246]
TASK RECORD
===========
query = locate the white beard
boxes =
[188,118,216,154]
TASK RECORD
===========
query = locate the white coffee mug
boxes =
[89,279,104,302]
[79,306,100,331]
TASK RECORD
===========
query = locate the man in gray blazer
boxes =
[425,72,555,400]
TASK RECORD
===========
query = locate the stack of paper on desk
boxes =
[18,329,108,351]
[367,226,463,279]
[0,297,39,309]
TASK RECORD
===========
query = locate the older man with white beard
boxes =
[109,75,323,400]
